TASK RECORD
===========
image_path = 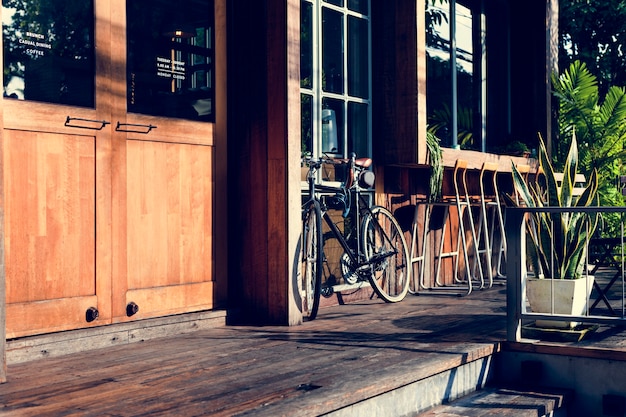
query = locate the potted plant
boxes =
[508,132,599,329]
[426,130,443,203]
[505,140,531,157]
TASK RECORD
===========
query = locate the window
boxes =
[426,0,485,151]
[127,0,214,121]
[2,0,94,107]
[300,0,371,159]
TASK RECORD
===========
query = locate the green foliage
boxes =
[427,103,474,149]
[559,1,626,98]
[508,133,599,279]
[551,60,626,213]
[505,140,530,156]
[426,131,443,203]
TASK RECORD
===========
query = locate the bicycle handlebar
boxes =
[302,153,375,191]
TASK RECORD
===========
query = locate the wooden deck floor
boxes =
[1,283,626,416]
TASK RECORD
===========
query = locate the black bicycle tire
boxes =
[301,200,323,320]
[361,205,410,302]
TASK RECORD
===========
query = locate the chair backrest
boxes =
[479,162,499,200]
[452,159,469,202]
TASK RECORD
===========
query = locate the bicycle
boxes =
[300,153,410,320]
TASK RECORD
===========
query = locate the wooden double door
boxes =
[2,0,217,338]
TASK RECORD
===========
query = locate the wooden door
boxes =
[2,0,217,337]
[112,118,214,322]
[2,1,112,338]
[110,0,215,322]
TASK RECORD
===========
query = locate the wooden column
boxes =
[228,0,301,325]
[214,0,228,308]
[0,5,5,382]
[372,0,427,166]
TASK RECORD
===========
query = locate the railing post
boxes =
[505,208,525,342]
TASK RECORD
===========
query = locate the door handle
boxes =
[115,122,157,134]
[65,116,110,130]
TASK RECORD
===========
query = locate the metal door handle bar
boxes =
[115,122,157,134]
[65,116,111,130]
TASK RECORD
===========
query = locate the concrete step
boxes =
[415,386,572,417]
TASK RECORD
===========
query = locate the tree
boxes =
[559,1,626,98]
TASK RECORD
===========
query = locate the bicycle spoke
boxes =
[361,206,410,302]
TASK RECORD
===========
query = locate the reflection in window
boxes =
[301,0,371,159]
[322,8,343,95]
[426,0,479,150]
[127,0,214,121]
[2,0,94,107]
[347,15,368,99]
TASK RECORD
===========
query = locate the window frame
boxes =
[300,0,372,161]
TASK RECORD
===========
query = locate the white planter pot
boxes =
[526,276,594,329]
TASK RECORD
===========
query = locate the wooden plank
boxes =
[7,309,226,364]
[442,147,537,172]
[4,288,626,415]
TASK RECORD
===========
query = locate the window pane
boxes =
[426,0,452,147]
[347,16,368,98]
[426,0,478,150]
[2,0,94,107]
[301,94,313,155]
[322,8,343,94]
[456,3,476,150]
[348,0,367,15]
[322,98,344,154]
[348,102,367,158]
[300,1,313,89]
[127,0,214,121]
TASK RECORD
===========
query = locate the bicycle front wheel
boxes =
[300,200,323,320]
[361,206,410,302]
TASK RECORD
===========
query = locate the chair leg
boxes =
[410,201,431,294]
[430,204,472,295]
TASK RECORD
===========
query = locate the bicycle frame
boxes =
[303,155,398,280]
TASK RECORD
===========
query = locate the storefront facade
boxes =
[0,0,555,381]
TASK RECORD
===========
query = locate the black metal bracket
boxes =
[65,116,110,130]
[115,122,157,134]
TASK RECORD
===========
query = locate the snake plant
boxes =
[509,132,599,279]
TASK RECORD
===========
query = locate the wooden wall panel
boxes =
[3,129,98,338]
[125,140,213,316]
[4,130,96,304]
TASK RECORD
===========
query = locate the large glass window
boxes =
[126,0,214,121]
[426,0,483,151]
[2,0,94,107]
[300,0,371,158]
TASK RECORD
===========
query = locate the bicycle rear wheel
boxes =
[300,200,323,320]
[361,206,410,302]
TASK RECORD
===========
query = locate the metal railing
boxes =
[505,206,626,342]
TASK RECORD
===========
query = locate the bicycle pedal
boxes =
[321,285,334,298]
